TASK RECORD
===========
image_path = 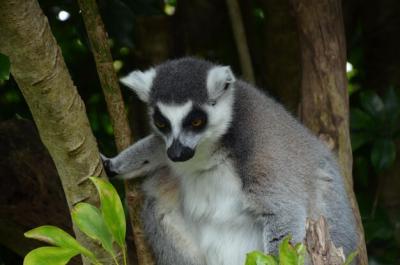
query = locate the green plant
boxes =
[245,235,357,265]
[245,236,305,265]
[350,87,400,173]
[23,177,127,265]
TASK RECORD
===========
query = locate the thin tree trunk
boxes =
[77,0,131,152]
[77,1,155,265]
[225,0,255,83]
[289,0,368,263]
[0,1,111,264]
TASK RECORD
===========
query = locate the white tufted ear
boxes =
[206,66,236,103]
[120,68,156,102]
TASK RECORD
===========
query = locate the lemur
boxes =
[102,57,358,265]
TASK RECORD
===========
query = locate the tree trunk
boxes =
[77,1,155,264]
[0,1,111,264]
[289,0,368,263]
[77,0,132,152]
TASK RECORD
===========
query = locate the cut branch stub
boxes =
[305,216,346,265]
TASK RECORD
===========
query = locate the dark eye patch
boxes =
[182,107,208,132]
[153,107,171,134]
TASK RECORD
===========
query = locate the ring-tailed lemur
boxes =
[102,58,358,265]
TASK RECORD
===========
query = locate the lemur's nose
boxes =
[167,139,194,162]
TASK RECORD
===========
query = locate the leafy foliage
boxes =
[23,178,127,265]
[245,236,356,265]
[24,226,96,262]
[71,203,115,258]
[350,86,400,263]
[23,247,79,265]
[350,88,400,173]
[89,177,126,249]
[245,236,305,265]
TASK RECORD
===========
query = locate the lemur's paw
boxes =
[100,154,118,178]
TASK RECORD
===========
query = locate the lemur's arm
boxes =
[101,134,167,180]
[242,174,307,255]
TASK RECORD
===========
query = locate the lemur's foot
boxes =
[100,154,118,178]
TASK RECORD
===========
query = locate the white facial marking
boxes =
[120,68,156,102]
[157,101,193,145]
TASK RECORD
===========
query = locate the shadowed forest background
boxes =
[0,0,400,264]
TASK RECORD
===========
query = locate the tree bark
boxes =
[305,217,347,265]
[77,0,132,152]
[289,0,368,264]
[77,1,155,264]
[0,1,110,264]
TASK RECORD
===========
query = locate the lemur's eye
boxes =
[183,108,207,131]
[155,121,166,128]
[191,118,203,127]
[153,107,171,133]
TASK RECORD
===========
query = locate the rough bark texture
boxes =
[305,217,347,265]
[225,0,255,83]
[77,1,155,264]
[77,0,132,152]
[0,1,109,264]
[289,0,368,264]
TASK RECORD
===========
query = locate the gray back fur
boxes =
[223,80,357,253]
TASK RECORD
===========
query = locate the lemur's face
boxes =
[120,58,235,162]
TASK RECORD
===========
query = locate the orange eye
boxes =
[155,121,166,128]
[191,119,203,127]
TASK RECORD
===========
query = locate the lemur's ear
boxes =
[206,66,236,104]
[120,68,156,102]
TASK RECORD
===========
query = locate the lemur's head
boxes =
[121,58,236,163]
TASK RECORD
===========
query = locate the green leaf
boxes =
[350,131,374,151]
[383,87,400,131]
[90,177,126,248]
[72,203,115,257]
[0,53,11,81]
[359,90,384,118]
[279,236,298,265]
[371,139,396,172]
[24,226,96,262]
[350,108,375,130]
[294,243,306,265]
[344,251,358,265]
[23,246,78,265]
[245,251,278,265]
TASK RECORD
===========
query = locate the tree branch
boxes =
[0,1,111,264]
[289,0,368,263]
[305,217,347,265]
[77,1,155,264]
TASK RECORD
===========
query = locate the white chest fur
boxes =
[174,153,263,265]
